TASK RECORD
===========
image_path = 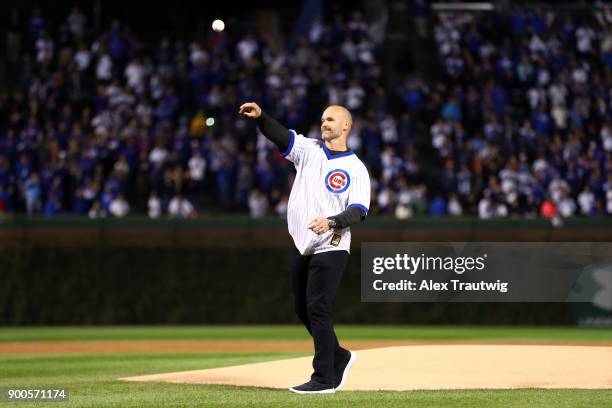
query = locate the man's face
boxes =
[320,107,346,141]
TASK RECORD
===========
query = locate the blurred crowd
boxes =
[416,8,612,218]
[1,6,397,219]
[0,5,610,219]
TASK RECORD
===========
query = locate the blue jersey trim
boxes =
[281,129,297,157]
[348,203,369,216]
[322,144,354,160]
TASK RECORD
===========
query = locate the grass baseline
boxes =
[1,325,612,342]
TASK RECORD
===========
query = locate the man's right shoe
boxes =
[334,350,356,391]
[289,380,335,394]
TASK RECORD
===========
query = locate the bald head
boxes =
[330,105,353,125]
[321,105,353,143]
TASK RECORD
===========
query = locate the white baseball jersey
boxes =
[283,129,371,255]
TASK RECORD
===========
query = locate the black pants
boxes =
[290,246,350,385]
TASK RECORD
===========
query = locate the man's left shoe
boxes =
[289,380,336,394]
[334,350,356,391]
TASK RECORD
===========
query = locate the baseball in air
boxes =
[212,19,225,32]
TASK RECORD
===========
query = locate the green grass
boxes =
[1,326,611,407]
[1,325,611,342]
[1,352,611,408]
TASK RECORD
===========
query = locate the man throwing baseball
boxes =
[239,102,370,394]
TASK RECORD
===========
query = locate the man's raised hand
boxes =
[239,102,262,119]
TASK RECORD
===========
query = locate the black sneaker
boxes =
[289,380,335,394]
[334,350,356,391]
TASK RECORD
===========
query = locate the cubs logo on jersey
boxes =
[325,169,350,193]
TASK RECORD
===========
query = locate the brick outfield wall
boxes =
[1,216,610,325]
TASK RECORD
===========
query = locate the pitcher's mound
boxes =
[120,345,612,390]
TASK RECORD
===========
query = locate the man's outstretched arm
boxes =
[239,102,290,152]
